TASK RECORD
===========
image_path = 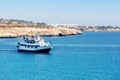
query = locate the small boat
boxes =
[17,35,52,53]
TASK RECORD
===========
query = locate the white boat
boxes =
[17,35,52,53]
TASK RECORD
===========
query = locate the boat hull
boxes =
[18,48,51,53]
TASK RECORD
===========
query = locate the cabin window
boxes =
[31,46,33,48]
[28,46,30,48]
[35,46,37,48]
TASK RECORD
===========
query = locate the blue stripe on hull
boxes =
[18,48,51,53]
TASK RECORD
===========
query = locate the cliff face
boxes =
[0,27,81,38]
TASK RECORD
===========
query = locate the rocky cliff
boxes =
[0,27,81,38]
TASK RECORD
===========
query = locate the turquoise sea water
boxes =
[0,32,120,80]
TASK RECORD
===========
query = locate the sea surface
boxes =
[0,32,120,80]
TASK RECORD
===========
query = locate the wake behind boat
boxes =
[17,35,52,53]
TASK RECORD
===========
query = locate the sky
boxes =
[0,0,120,26]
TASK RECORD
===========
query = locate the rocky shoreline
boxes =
[0,27,81,38]
[1,19,120,38]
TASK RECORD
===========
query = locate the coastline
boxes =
[0,27,81,38]
[0,19,120,38]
